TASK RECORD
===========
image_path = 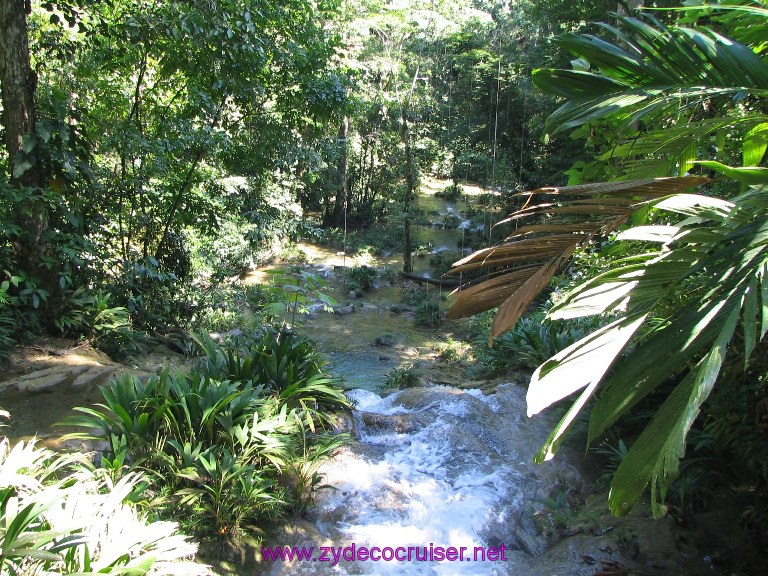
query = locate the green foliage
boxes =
[534,11,768,181]
[429,251,461,278]
[317,224,402,257]
[0,313,14,364]
[261,269,336,327]
[470,307,605,376]
[435,183,464,202]
[511,7,768,519]
[195,329,349,431]
[436,337,470,363]
[528,186,768,517]
[55,288,143,359]
[345,265,378,293]
[0,438,200,575]
[284,432,347,515]
[62,330,349,539]
[197,219,263,281]
[415,299,441,328]
[385,363,422,389]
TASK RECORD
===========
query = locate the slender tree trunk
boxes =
[617,0,644,17]
[0,0,46,276]
[401,109,415,274]
[330,115,349,227]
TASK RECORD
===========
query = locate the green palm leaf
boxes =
[533,12,768,178]
[529,186,768,516]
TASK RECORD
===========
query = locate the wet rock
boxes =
[348,290,358,299]
[358,411,420,434]
[10,365,91,393]
[331,411,355,434]
[333,304,355,315]
[375,335,396,347]
[360,303,379,314]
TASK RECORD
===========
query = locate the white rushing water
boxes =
[274,385,583,576]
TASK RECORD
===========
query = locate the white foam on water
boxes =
[464,388,502,413]
[347,389,409,415]
[316,390,523,575]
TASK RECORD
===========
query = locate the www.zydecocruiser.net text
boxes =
[261,543,510,566]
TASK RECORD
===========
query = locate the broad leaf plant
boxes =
[448,4,768,516]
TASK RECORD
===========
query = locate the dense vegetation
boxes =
[1,0,767,571]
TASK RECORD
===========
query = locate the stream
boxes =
[246,180,717,576]
[0,178,734,576]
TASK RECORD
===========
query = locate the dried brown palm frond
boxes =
[446,176,709,342]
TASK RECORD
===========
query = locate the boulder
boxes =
[375,335,396,347]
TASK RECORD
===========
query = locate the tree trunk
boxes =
[0,0,46,277]
[329,115,349,227]
[617,0,644,17]
[0,0,38,185]
[400,109,415,274]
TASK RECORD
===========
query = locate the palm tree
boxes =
[447,5,768,517]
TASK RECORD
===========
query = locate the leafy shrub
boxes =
[0,438,201,575]
[55,288,143,358]
[198,218,263,280]
[435,183,464,202]
[436,338,470,363]
[471,308,605,376]
[108,256,181,331]
[63,330,349,540]
[316,224,401,256]
[346,265,377,293]
[385,363,422,389]
[415,299,441,327]
[261,269,335,327]
[429,251,459,278]
[196,329,349,430]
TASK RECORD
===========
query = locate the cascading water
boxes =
[264,384,584,575]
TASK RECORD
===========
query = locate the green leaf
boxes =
[12,155,36,179]
[530,314,649,463]
[743,123,768,167]
[609,300,738,517]
[695,161,768,186]
[743,275,759,367]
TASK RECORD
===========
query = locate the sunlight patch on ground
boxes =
[420,176,499,198]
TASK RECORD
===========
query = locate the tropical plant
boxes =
[532,9,768,180]
[0,438,203,575]
[435,183,464,202]
[62,333,349,538]
[415,298,442,328]
[345,265,378,293]
[471,307,607,374]
[384,363,422,389]
[448,6,768,517]
[195,329,349,429]
[261,269,336,327]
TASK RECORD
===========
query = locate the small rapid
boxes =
[265,384,584,575]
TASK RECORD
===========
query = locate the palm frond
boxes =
[532,12,768,178]
[446,176,709,338]
[527,183,768,516]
